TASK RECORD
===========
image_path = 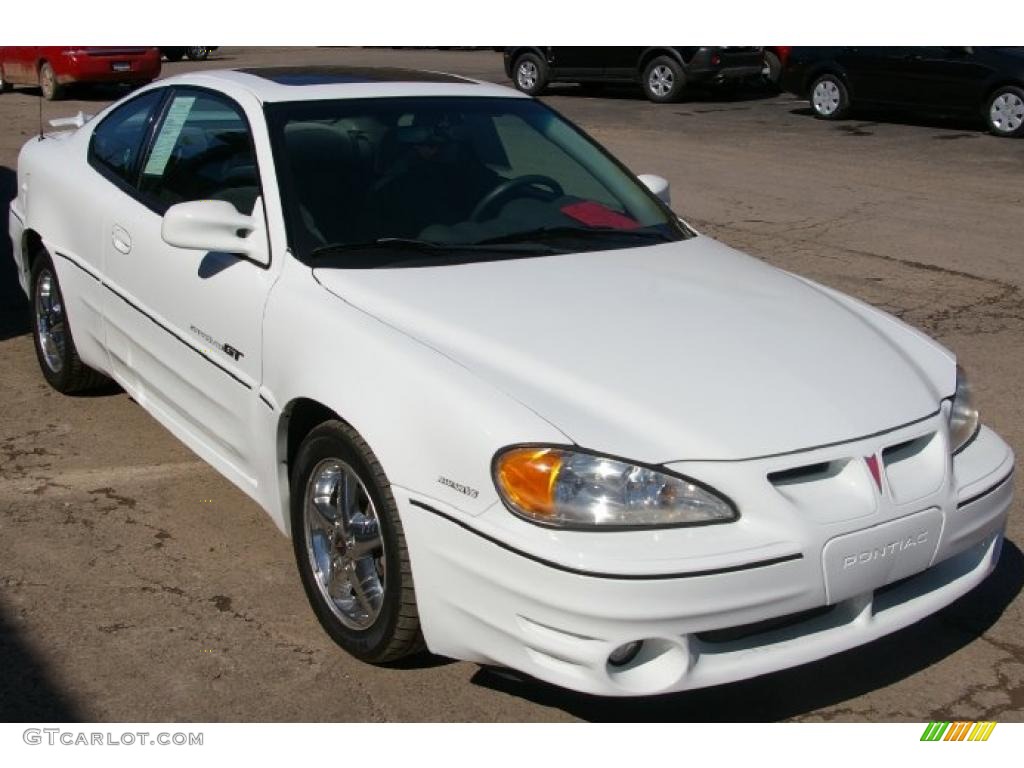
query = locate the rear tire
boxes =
[642,56,685,103]
[808,72,849,120]
[763,50,783,88]
[985,85,1024,138]
[291,420,424,663]
[512,52,547,96]
[39,61,64,101]
[30,249,107,393]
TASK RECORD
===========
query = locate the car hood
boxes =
[314,237,953,463]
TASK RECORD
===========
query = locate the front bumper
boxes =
[399,420,1014,696]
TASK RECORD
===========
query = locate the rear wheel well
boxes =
[638,48,685,74]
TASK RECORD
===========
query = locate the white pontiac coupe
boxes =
[8,66,1014,697]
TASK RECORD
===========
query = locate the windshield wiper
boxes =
[473,226,674,247]
[309,237,563,261]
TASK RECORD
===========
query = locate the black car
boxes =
[782,47,1024,137]
[503,47,765,103]
[160,47,218,62]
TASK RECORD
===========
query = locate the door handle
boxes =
[111,225,132,255]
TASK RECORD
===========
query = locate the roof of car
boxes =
[159,66,525,103]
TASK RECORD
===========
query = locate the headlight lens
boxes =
[493,446,737,528]
[948,365,980,453]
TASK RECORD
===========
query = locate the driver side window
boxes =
[138,90,260,215]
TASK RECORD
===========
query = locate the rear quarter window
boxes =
[88,88,165,187]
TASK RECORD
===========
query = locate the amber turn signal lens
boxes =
[495,447,563,519]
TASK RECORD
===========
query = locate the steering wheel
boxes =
[470,174,564,222]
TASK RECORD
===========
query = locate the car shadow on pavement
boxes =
[789,106,990,136]
[0,165,30,342]
[471,538,1024,722]
[545,82,777,105]
[0,598,83,721]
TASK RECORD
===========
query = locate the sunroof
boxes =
[237,66,472,86]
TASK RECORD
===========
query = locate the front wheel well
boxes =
[982,80,1024,108]
[803,66,849,97]
[507,47,544,63]
[22,229,44,273]
[283,398,341,473]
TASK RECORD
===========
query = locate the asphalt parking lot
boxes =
[1,46,1022,722]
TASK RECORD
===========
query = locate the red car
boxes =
[0,46,161,100]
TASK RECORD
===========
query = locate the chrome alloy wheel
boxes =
[648,65,675,98]
[34,269,66,374]
[990,92,1024,134]
[303,458,386,630]
[812,80,842,116]
[516,60,538,90]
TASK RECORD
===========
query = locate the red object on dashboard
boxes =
[561,201,641,230]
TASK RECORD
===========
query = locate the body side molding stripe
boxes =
[54,250,253,391]
[55,249,101,282]
[408,499,803,580]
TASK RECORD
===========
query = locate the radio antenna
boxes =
[38,93,44,140]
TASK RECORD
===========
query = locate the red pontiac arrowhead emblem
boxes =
[865,454,883,492]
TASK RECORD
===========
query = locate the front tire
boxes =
[185,47,211,61]
[642,56,685,103]
[30,250,107,393]
[512,52,547,96]
[985,85,1024,138]
[39,61,64,101]
[809,72,850,120]
[291,420,423,663]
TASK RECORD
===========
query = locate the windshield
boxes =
[265,96,690,267]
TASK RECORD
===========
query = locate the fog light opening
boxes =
[608,640,644,667]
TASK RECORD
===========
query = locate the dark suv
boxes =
[504,47,765,102]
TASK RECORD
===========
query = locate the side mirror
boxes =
[161,199,268,266]
[637,174,671,205]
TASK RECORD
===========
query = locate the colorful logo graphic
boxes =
[920,721,997,741]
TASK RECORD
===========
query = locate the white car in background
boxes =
[7,66,1014,696]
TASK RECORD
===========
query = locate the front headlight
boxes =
[949,365,980,453]
[493,446,737,528]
